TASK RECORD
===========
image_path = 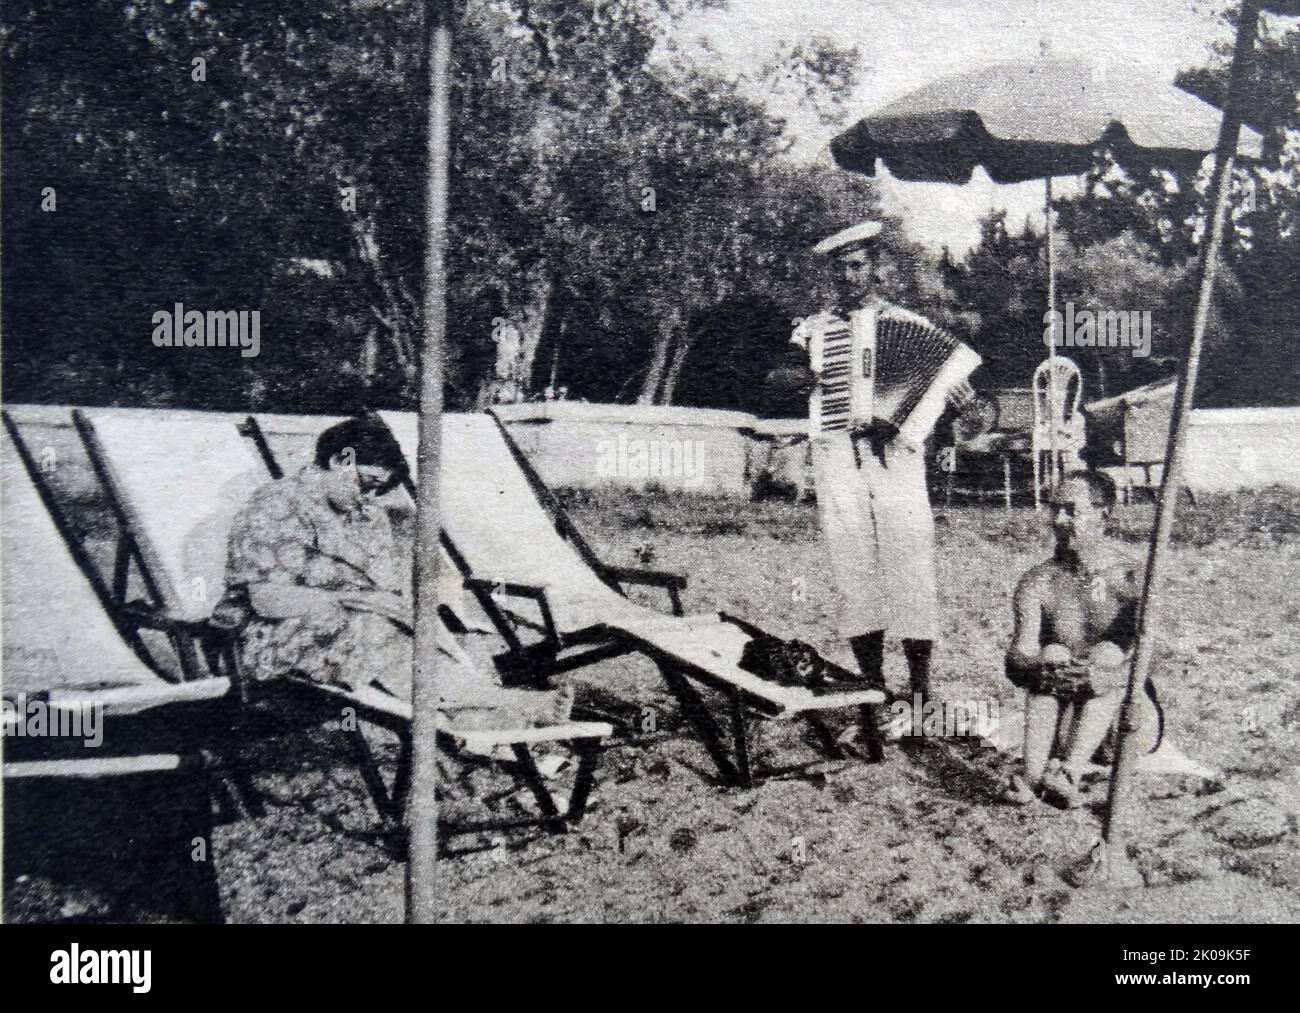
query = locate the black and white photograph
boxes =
[2,0,1298,949]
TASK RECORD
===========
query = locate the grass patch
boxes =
[557,483,1300,549]
[554,486,817,541]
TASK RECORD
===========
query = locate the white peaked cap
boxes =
[812,219,883,256]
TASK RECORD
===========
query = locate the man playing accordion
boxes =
[771,220,981,732]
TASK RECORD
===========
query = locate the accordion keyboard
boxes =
[816,320,854,433]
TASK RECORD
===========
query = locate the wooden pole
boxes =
[1045,174,1057,364]
[1097,0,1261,882]
[1045,175,1058,496]
[407,0,453,923]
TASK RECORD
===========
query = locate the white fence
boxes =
[1183,408,1300,492]
[7,401,1299,500]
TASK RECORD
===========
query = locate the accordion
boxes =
[802,305,981,447]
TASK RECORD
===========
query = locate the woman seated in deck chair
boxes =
[213,416,572,729]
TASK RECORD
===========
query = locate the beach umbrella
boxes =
[830,54,1265,349]
[830,56,1263,487]
[407,0,453,923]
[831,56,1263,186]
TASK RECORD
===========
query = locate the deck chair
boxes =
[358,410,886,787]
[71,409,263,689]
[70,409,611,839]
[1,417,230,782]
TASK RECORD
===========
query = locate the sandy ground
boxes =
[5,489,1299,923]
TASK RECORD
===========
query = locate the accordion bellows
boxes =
[801,303,981,447]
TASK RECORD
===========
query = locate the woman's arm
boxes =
[247,582,345,622]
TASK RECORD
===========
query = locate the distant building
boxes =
[1085,379,1300,493]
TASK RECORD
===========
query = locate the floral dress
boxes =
[213,467,411,695]
[214,467,567,728]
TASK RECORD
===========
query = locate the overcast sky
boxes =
[676,0,1254,254]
